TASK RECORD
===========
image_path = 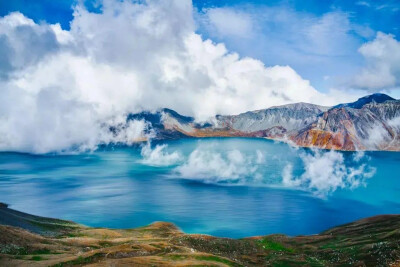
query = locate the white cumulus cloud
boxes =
[353,32,400,90]
[0,0,356,153]
[202,8,254,38]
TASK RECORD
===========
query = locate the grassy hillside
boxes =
[0,203,399,266]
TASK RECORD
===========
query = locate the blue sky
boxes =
[0,0,399,152]
[194,0,400,91]
[1,0,399,92]
[2,0,399,35]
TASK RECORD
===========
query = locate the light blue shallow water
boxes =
[0,138,399,238]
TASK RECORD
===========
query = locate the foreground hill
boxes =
[0,203,399,266]
[127,93,400,151]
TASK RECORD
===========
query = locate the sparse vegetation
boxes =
[194,255,243,267]
[1,204,400,266]
[0,244,28,255]
[51,253,104,267]
[168,254,187,260]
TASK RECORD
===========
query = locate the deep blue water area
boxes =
[0,138,399,238]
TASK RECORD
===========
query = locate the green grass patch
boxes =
[305,256,326,267]
[0,246,55,256]
[30,255,44,261]
[28,218,78,233]
[257,238,294,252]
[319,236,347,250]
[32,248,51,254]
[272,260,307,267]
[59,232,86,238]
[194,255,242,267]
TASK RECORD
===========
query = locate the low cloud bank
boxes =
[174,148,263,184]
[140,142,264,183]
[283,150,375,196]
[140,143,182,166]
[364,117,400,149]
[139,142,375,196]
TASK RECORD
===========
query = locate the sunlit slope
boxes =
[0,204,399,266]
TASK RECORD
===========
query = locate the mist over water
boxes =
[0,138,399,238]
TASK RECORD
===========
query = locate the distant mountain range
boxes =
[127,93,400,151]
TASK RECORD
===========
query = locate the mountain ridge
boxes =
[333,93,395,109]
[127,93,400,151]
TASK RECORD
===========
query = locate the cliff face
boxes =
[127,94,400,151]
[291,100,400,150]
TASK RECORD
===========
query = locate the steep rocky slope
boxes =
[291,99,400,150]
[155,103,328,139]
[215,103,329,134]
[1,204,400,266]
[123,93,400,151]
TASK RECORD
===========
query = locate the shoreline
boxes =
[3,136,400,156]
[0,203,399,266]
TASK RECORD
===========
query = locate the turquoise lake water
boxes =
[0,138,399,238]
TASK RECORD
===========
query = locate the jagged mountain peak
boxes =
[161,108,194,124]
[334,93,395,109]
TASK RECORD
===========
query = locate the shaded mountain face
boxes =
[127,94,400,151]
[334,93,395,109]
